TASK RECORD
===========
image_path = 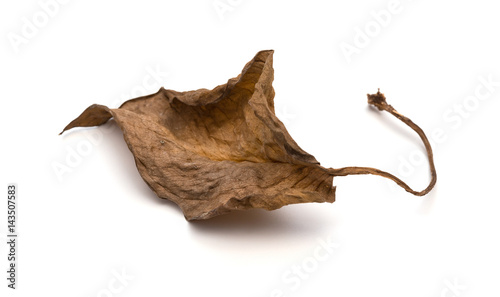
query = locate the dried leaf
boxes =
[60,50,436,220]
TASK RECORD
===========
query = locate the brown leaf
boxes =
[60,50,436,221]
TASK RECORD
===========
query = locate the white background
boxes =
[1,0,499,296]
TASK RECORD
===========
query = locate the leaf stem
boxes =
[329,89,437,196]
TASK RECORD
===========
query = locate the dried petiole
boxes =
[329,89,437,196]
